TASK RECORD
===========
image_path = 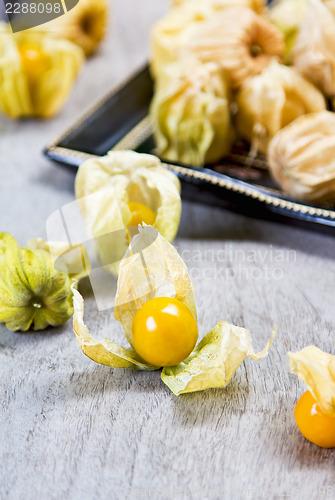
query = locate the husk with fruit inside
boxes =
[171,0,266,15]
[289,346,335,417]
[0,22,83,119]
[236,59,326,154]
[75,150,181,276]
[150,1,215,78]
[267,111,335,203]
[0,233,77,331]
[293,0,335,97]
[73,226,275,394]
[150,58,233,166]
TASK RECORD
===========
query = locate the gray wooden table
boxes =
[1,1,335,499]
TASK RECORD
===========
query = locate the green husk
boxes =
[0,233,74,331]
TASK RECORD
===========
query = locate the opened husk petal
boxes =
[72,287,158,370]
[288,346,335,417]
[161,321,276,395]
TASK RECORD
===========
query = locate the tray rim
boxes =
[44,65,335,225]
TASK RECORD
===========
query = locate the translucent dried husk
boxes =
[267,0,309,64]
[185,7,284,88]
[37,0,108,56]
[293,0,335,97]
[150,59,233,166]
[268,111,335,203]
[171,0,266,14]
[75,150,181,276]
[289,346,335,417]
[0,233,75,332]
[73,226,195,370]
[150,2,215,77]
[0,23,83,119]
[236,59,326,154]
[162,322,276,395]
[73,226,275,394]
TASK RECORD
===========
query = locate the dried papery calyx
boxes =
[150,2,215,78]
[150,59,233,166]
[289,346,335,417]
[324,0,335,15]
[293,0,335,97]
[185,7,284,88]
[0,23,83,119]
[236,59,326,154]
[0,233,74,332]
[267,0,309,64]
[75,150,181,276]
[268,111,335,203]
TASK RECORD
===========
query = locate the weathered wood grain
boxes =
[1,1,335,499]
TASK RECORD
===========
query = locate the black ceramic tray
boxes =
[44,65,335,235]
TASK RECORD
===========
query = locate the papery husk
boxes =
[72,286,158,370]
[324,0,335,15]
[288,346,335,417]
[150,2,215,78]
[162,321,276,395]
[268,111,335,203]
[267,0,309,64]
[114,226,196,349]
[27,238,91,282]
[150,59,233,166]
[0,233,73,332]
[75,150,181,276]
[236,59,326,154]
[185,7,284,88]
[0,23,83,119]
[37,0,108,56]
[293,0,335,97]
[171,0,266,14]
[72,224,195,370]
